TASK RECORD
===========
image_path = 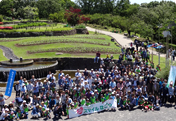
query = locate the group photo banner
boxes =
[69,99,117,118]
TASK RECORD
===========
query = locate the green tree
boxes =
[23,6,38,20]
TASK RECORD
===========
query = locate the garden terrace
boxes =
[0,33,120,61]
[27,47,119,54]
[16,38,110,46]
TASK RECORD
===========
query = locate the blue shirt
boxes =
[58,79,64,86]
[33,86,39,93]
[21,86,26,93]
[109,81,116,88]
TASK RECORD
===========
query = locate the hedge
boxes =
[0,27,73,33]
[12,22,48,29]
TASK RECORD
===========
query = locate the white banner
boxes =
[69,99,117,118]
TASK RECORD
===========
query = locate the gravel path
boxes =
[86,26,167,58]
[0,45,19,60]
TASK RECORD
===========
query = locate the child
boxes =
[9,111,15,121]
[23,105,28,119]
[44,108,51,120]
[142,98,149,112]
[104,90,110,100]
[120,96,127,110]
[138,96,144,108]
[100,94,106,103]
[154,96,161,110]
[66,104,71,119]
[73,99,79,109]
[116,94,121,107]
[86,99,91,106]
[80,96,86,106]
[16,109,23,120]
[148,102,153,111]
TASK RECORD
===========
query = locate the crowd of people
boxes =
[0,46,173,121]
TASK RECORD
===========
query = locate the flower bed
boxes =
[0,38,21,42]
[0,22,3,25]
[0,26,13,30]
[27,47,120,54]
[16,39,110,46]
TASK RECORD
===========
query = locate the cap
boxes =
[116,94,119,96]
[5,108,9,111]
[69,76,71,78]
[112,92,114,95]
[92,93,94,95]
[46,108,49,111]
[37,96,41,98]
[23,100,26,103]
[36,104,39,106]
[44,80,46,82]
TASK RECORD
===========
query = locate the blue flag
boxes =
[5,69,16,97]
[167,66,176,87]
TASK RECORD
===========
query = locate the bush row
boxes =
[0,29,76,38]
[27,47,120,54]
[16,39,110,46]
[0,27,73,33]
[12,22,48,29]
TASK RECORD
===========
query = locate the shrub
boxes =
[75,24,86,29]
[0,15,3,22]
[49,11,65,22]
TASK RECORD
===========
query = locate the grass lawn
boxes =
[0,49,7,61]
[0,32,120,60]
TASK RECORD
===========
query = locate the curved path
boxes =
[86,26,166,58]
[0,45,19,60]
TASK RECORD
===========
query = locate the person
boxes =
[14,81,21,97]
[26,80,33,97]
[54,103,64,119]
[44,108,51,119]
[168,83,174,105]
[94,51,101,63]
[31,104,40,119]
[0,108,9,121]
[154,96,161,110]
[171,49,175,61]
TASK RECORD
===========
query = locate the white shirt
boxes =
[84,84,90,89]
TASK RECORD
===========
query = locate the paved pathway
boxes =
[0,45,19,60]
[86,26,166,58]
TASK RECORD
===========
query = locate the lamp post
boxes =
[162,28,171,67]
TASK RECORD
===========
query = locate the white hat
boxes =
[22,83,25,86]
[44,80,46,82]
[99,82,102,84]
[116,94,119,96]
[109,89,112,91]
[69,76,71,78]
[112,92,114,95]
[46,108,49,111]
[37,96,41,98]
[36,104,39,106]
[92,93,94,95]
[81,78,83,80]
[94,89,97,92]
[91,69,93,70]
[5,108,9,111]
[23,100,26,103]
